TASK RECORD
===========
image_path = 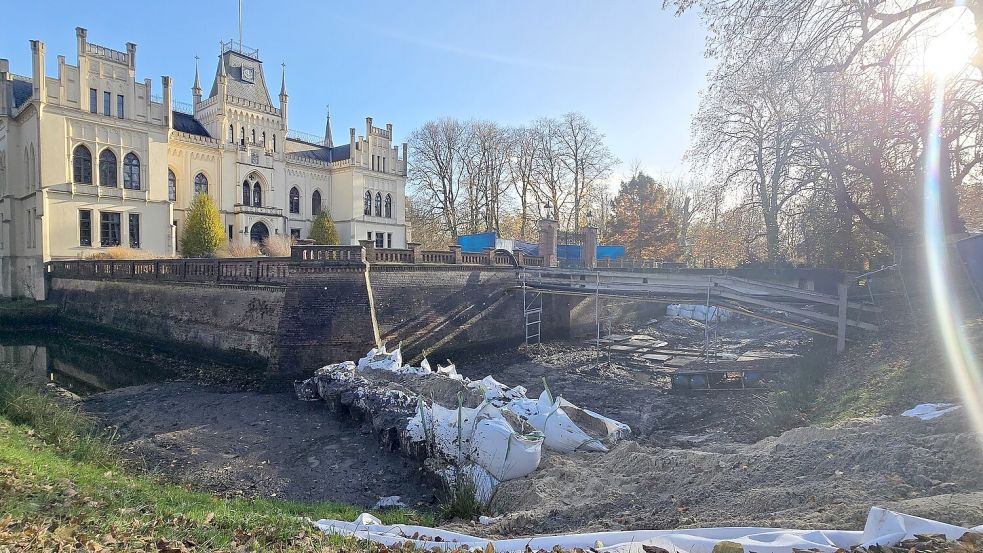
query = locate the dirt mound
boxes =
[487,411,982,536]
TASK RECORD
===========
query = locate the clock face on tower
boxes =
[241,67,254,82]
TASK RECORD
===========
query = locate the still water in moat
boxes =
[0,328,178,396]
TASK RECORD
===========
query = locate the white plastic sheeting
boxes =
[314,508,977,553]
[901,403,961,420]
[667,304,732,322]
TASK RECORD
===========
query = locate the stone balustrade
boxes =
[48,258,293,285]
[46,245,545,285]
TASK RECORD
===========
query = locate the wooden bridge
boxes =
[519,267,879,353]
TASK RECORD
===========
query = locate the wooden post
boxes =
[836,282,848,353]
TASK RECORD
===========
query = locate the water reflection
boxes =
[0,331,177,396]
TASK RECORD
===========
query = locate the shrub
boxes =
[181,193,225,258]
[308,211,340,245]
[86,246,159,260]
[219,240,262,258]
[261,234,294,257]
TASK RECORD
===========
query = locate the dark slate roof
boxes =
[209,50,273,106]
[330,143,350,161]
[12,79,32,108]
[172,111,211,137]
[286,140,351,163]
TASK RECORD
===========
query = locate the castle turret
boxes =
[162,75,173,129]
[30,40,46,102]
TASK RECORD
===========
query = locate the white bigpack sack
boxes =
[470,416,543,481]
[514,391,608,453]
[357,346,404,372]
[406,397,544,481]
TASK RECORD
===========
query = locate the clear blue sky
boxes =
[1,0,712,179]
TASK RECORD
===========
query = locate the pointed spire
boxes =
[279,62,287,98]
[323,105,333,148]
[218,43,227,80]
[192,56,201,92]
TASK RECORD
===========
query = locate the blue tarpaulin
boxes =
[457,232,497,253]
[597,245,626,260]
[457,232,624,261]
[557,244,582,260]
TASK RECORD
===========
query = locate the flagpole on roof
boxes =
[238,0,243,46]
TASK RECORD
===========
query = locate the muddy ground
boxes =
[81,314,983,535]
[455,316,811,448]
[85,383,436,509]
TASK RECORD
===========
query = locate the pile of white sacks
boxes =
[666,303,733,321]
[347,345,630,497]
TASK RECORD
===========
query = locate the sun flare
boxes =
[922,9,978,78]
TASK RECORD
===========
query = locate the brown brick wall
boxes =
[48,278,284,360]
[273,262,378,375]
[47,265,614,377]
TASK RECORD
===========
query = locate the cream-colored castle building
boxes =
[0,28,409,298]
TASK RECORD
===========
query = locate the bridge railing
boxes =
[47,258,293,285]
[46,244,540,285]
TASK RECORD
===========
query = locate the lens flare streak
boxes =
[923,80,983,450]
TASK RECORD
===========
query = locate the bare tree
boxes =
[558,113,618,231]
[408,118,466,237]
[530,117,572,223]
[666,175,709,262]
[507,126,540,240]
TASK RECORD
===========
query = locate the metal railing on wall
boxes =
[46,245,543,285]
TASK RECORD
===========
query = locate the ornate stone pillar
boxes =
[584,226,598,269]
[538,219,558,268]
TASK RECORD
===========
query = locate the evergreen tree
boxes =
[181,193,225,257]
[608,172,679,260]
[308,211,340,245]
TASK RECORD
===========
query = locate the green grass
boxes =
[0,377,435,551]
[811,318,980,425]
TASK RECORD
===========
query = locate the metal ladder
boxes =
[522,270,543,345]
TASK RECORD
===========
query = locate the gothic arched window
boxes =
[228,124,234,143]
[374,192,382,217]
[384,194,393,218]
[72,145,92,184]
[252,183,262,207]
[98,149,117,187]
[363,191,372,215]
[242,181,250,205]
[123,153,141,190]
[251,129,256,144]
[194,172,208,195]
[167,170,176,201]
[312,190,322,215]
[289,187,300,214]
